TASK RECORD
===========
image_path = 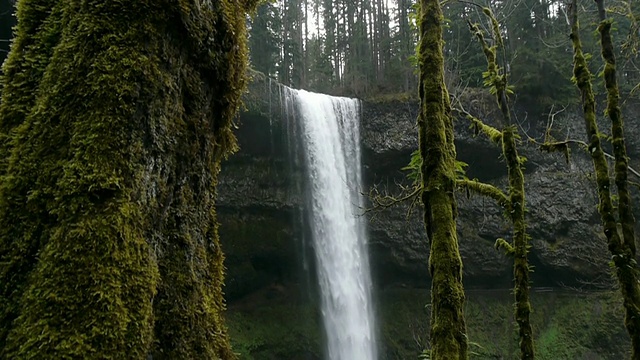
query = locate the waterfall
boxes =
[285,89,377,360]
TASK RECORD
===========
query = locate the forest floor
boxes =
[226,284,627,359]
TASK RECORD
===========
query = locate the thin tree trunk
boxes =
[469,17,534,358]
[569,1,640,357]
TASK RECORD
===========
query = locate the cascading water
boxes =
[284,88,377,360]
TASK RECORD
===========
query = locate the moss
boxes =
[418,0,468,357]
[503,127,534,360]
[0,0,257,358]
[0,0,65,353]
[570,3,640,357]
[467,11,535,359]
[597,12,640,357]
[456,179,508,209]
[226,301,322,359]
[467,114,502,144]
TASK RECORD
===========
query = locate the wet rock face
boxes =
[363,95,640,289]
[218,78,640,298]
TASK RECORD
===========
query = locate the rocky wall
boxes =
[218,74,640,299]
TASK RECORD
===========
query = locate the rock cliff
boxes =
[218,74,640,300]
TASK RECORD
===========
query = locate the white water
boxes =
[290,89,377,360]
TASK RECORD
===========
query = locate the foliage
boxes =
[223,289,630,360]
[226,302,322,359]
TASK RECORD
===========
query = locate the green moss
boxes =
[467,115,502,144]
[0,0,257,358]
[467,11,535,359]
[0,0,65,353]
[366,92,418,104]
[456,179,509,211]
[226,301,322,359]
[570,3,640,357]
[418,0,468,357]
[597,15,640,358]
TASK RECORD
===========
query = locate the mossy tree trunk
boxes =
[418,0,468,358]
[569,0,640,357]
[502,128,534,360]
[466,14,534,359]
[0,0,256,359]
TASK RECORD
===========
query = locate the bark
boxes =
[418,0,468,358]
[468,14,534,359]
[0,0,255,358]
[569,1,640,357]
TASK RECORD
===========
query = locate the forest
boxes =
[0,0,639,359]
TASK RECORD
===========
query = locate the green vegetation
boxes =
[227,300,322,359]
[417,0,468,357]
[460,10,535,359]
[568,0,640,356]
[225,289,629,359]
[0,0,257,358]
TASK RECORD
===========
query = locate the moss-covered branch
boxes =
[455,107,503,144]
[495,238,515,256]
[456,179,509,209]
[596,4,636,258]
[569,0,640,356]
[418,0,468,357]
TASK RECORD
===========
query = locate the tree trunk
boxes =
[569,1,640,357]
[418,0,468,358]
[0,0,255,358]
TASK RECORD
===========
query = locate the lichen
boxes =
[0,0,257,358]
[418,0,468,357]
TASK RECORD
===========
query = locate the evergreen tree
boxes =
[250,2,282,78]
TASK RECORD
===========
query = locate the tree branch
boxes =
[456,178,509,208]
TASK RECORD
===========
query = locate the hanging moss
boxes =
[569,2,640,357]
[456,179,509,209]
[466,113,503,144]
[0,0,256,358]
[418,0,468,358]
